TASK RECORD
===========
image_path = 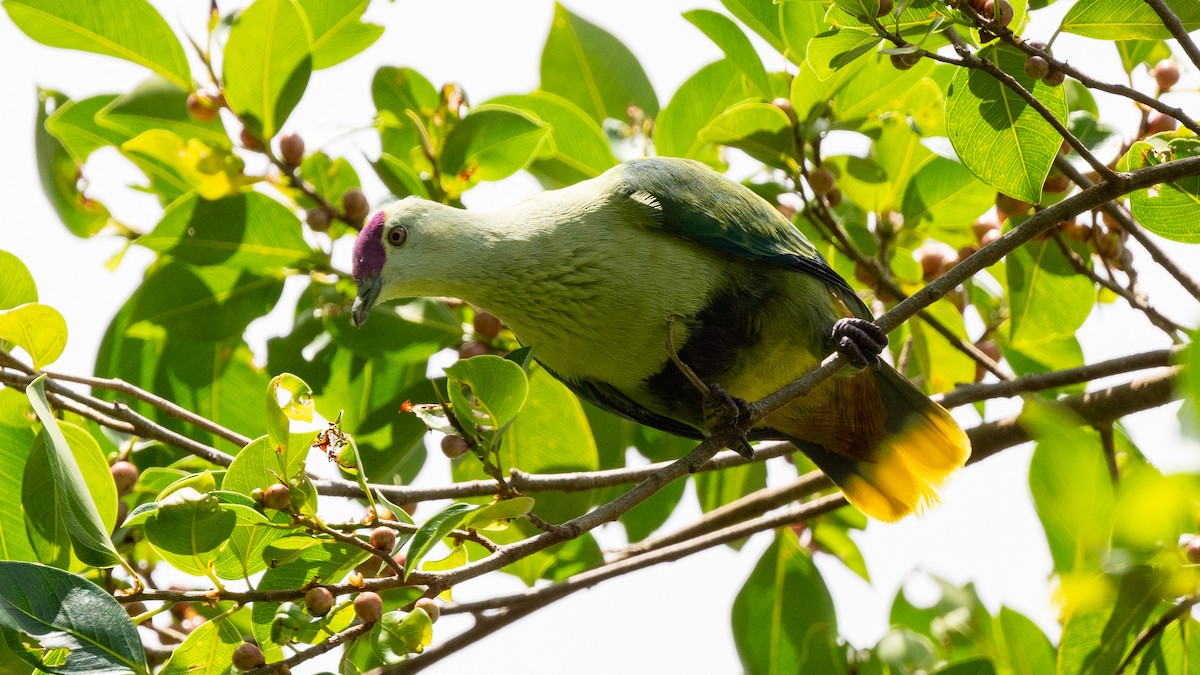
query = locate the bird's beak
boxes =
[351,276,381,327]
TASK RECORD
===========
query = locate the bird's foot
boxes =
[665,314,754,459]
[702,383,755,459]
[831,317,889,369]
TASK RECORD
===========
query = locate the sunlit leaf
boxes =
[1062,0,1200,39]
[222,0,312,140]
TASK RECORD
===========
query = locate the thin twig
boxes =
[1114,591,1200,674]
[247,622,373,675]
[42,369,252,447]
[935,347,1179,408]
[1143,0,1200,72]
[1098,423,1120,485]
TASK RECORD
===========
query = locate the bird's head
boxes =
[350,197,471,327]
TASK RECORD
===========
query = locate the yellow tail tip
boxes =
[841,406,971,522]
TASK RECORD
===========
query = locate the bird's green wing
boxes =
[617,158,871,319]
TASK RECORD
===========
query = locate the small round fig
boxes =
[124,601,148,618]
[342,188,370,224]
[262,483,293,511]
[1096,231,1122,260]
[916,243,958,282]
[1043,172,1071,193]
[1147,112,1178,135]
[304,587,336,617]
[1042,68,1065,87]
[972,219,1000,242]
[771,97,798,126]
[876,0,893,17]
[996,193,1032,218]
[1024,55,1050,80]
[1026,41,1050,56]
[1185,538,1200,564]
[368,526,396,552]
[110,461,139,495]
[305,208,331,232]
[808,167,836,195]
[186,92,221,122]
[993,0,1013,26]
[854,261,877,288]
[1100,209,1122,231]
[973,340,1002,382]
[232,642,266,671]
[980,228,1001,246]
[115,500,129,530]
[1152,60,1180,91]
[414,597,440,623]
[239,127,265,151]
[457,341,489,359]
[279,132,305,168]
[473,311,503,340]
[354,592,383,624]
[1063,220,1092,242]
[890,52,921,71]
[441,434,471,459]
[401,502,418,516]
[824,188,843,208]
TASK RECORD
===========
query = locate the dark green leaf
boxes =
[144,488,237,576]
[212,504,288,580]
[0,561,146,675]
[136,192,315,269]
[695,462,767,513]
[621,473,686,543]
[125,263,283,342]
[732,530,837,674]
[684,10,773,96]
[946,44,1068,203]
[297,0,382,70]
[1062,0,1200,39]
[222,0,312,140]
[249,539,367,648]
[540,3,659,123]
[3,0,190,88]
[0,422,36,563]
[1006,233,1095,345]
[24,379,121,568]
[35,90,111,238]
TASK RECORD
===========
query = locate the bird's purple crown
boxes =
[353,211,388,282]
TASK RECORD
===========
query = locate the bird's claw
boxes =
[831,317,888,369]
[703,383,755,460]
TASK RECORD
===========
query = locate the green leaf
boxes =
[831,0,886,21]
[1057,568,1173,675]
[540,2,659,123]
[1182,333,1200,436]
[404,502,478,580]
[24,378,121,568]
[1062,112,1122,176]
[0,423,36,563]
[0,304,67,369]
[35,90,111,238]
[909,298,974,394]
[684,10,773,97]
[0,561,147,675]
[811,518,870,580]
[695,462,767,513]
[487,92,618,187]
[827,0,943,33]
[996,606,1056,675]
[1125,615,1200,675]
[464,496,535,529]
[124,263,283,342]
[43,94,126,164]
[723,0,786,53]
[136,191,315,269]
[654,60,753,168]
[621,472,687,542]
[700,101,795,170]
[266,373,314,455]
[1006,232,1096,345]
[1117,137,1200,243]
[946,44,1068,203]
[1001,335,1084,393]
[1115,39,1172,74]
[144,487,237,577]
[94,78,228,148]
[833,52,937,122]
[437,105,550,196]
[23,421,118,568]
[374,154,431,200]
[1061,0,1200,39]
[0,251,37,311]
[223,433,316,502]
[1025,401,1115,575]
[807,29,879,80]
[120,131,250,202]
[3,0,190,89]
[326,297,461,361]
[158,613,242,675]
[888,573,996,663]
[212,503,289,580]
[902,157,993,238]
[222,0,312,140]
[780,0,830,66]
[297,0,382,70]
[444,355,530,435]
[732,530,838,674]
[376,610,434,658]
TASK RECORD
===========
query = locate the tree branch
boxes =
[1142,0,1200,72]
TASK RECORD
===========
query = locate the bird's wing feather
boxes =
[617,158,871,319]
[541,360,705,440]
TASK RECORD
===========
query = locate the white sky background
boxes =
[2,1,1200,673]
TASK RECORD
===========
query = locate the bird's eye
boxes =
[387,226,408,247]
